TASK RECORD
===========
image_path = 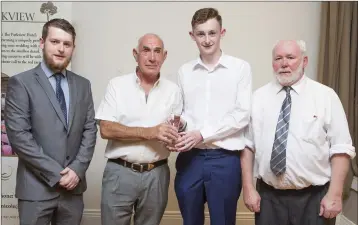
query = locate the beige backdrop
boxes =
[67,2,322,224]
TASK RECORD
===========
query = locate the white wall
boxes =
[70,1,321,221]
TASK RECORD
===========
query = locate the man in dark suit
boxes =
[4,18,97,225]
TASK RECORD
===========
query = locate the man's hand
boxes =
[174,130,203,152]
[166,116,186,132]
[319,193,342,219]
[166,138,182,152]
[243,187,261,213]
[59,167,80,191]
[151,123,179,145]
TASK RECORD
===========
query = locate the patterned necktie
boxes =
[54,73,67,124]
[270,86,292,176]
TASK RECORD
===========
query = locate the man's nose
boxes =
[58,43,64,53]
[282,59,288,67]
[149,52,156,62]
[205,35,210,44]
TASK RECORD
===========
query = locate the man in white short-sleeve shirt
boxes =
[96,33,182,225]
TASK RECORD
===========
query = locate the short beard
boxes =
[43,49,71,72]
[274,60,304,86]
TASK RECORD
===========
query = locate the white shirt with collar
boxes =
[246,75,356,189]
[178,52,252,150]
[95,72,183,163]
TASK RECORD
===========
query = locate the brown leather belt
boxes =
[109,158,167,173]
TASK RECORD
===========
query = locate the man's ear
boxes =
[133,48,139,62]
[189,31,195,41]
[39,37,45,50]
[220,28,226,38]
[303,55,308,68]
[163,50,168,62]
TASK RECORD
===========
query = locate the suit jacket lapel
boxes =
[34,64,68,130]
[67,71,77,134]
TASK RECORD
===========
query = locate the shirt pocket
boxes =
[301,116,326,145]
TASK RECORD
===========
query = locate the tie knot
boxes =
[53,73,64,82]
[283,86,292,94]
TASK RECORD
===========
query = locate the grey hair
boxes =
[272,40,307,57]
[136,33,165,51]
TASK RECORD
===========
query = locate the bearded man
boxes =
[240,40,355,225]
[4,18,97,225]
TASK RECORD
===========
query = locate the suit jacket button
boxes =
[66,156,70,160]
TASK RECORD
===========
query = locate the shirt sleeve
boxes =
[327,89,356,159]
[200,62,252,143]
[95,79,119,122]
[244,120,255,152]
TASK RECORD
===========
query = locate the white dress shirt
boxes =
[178,52,252,150]
[246,75,356,189]
[95,72,183,163]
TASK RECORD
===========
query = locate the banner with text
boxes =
[1,2,71,224]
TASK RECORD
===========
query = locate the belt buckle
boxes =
[131,163,143,173]
[147,163,155,171]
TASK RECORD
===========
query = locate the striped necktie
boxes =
[270,86,292,176]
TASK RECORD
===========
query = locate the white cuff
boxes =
[329,144,356,159]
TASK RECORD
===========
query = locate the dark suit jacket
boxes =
[4,63,97,201]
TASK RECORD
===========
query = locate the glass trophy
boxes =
[167,93,183,150]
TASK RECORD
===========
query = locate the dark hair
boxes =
[191,8,222,28]
[42,18,76,42]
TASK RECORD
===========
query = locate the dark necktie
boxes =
[54,73,67,124]
[270,86,292,176]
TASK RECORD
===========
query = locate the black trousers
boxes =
[255,179,336,225]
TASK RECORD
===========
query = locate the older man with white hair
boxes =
[240,40,355,225]
[96,33,182,225]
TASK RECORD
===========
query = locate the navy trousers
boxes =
[174,148,242,225]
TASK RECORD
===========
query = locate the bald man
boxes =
[241,40,355,225]
[96,33,183,225]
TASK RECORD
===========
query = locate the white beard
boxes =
[274,60,304,86]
